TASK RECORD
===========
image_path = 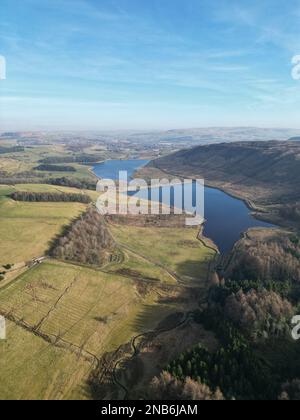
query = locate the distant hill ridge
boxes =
[150,141,300,206]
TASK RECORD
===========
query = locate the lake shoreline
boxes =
[141,161,280,228]
[93,159,278,255]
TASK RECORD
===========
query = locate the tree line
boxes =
[155,231,300,400]
[10,191,92,203]
[0,176,96,191]
[0,146,24,154]
[39,154,103,164]
[149,371,224,400]
[224,233,300,301]
[34,164,76,172]
[49,207,116,266]
[165,313,276,400]
[47,177,96,190]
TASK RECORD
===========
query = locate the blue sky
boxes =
[1,0,300,130]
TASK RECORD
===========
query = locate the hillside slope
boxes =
[150,141,300,205]
[145,141,300,228]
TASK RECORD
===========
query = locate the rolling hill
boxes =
[144,141,300,228]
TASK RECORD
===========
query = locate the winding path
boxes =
[111,312,192,400]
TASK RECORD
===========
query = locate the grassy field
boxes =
[0,186,87,266]
[0,144,98,182]
[0,160,215,399]
[0,157,31,174]
[0,259,185,399]
[0,320,92,400]
[0,146,62,174]
[32,163,95,180]
[0,260,182,352]
[106,248,176,284]
[0,183,99,201]
[109,224,214,284]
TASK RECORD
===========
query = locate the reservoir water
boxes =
[93,159,149,181]
[93,160,275,253]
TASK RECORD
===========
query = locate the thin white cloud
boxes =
[27,0,123,21]
[212,0,300,53]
